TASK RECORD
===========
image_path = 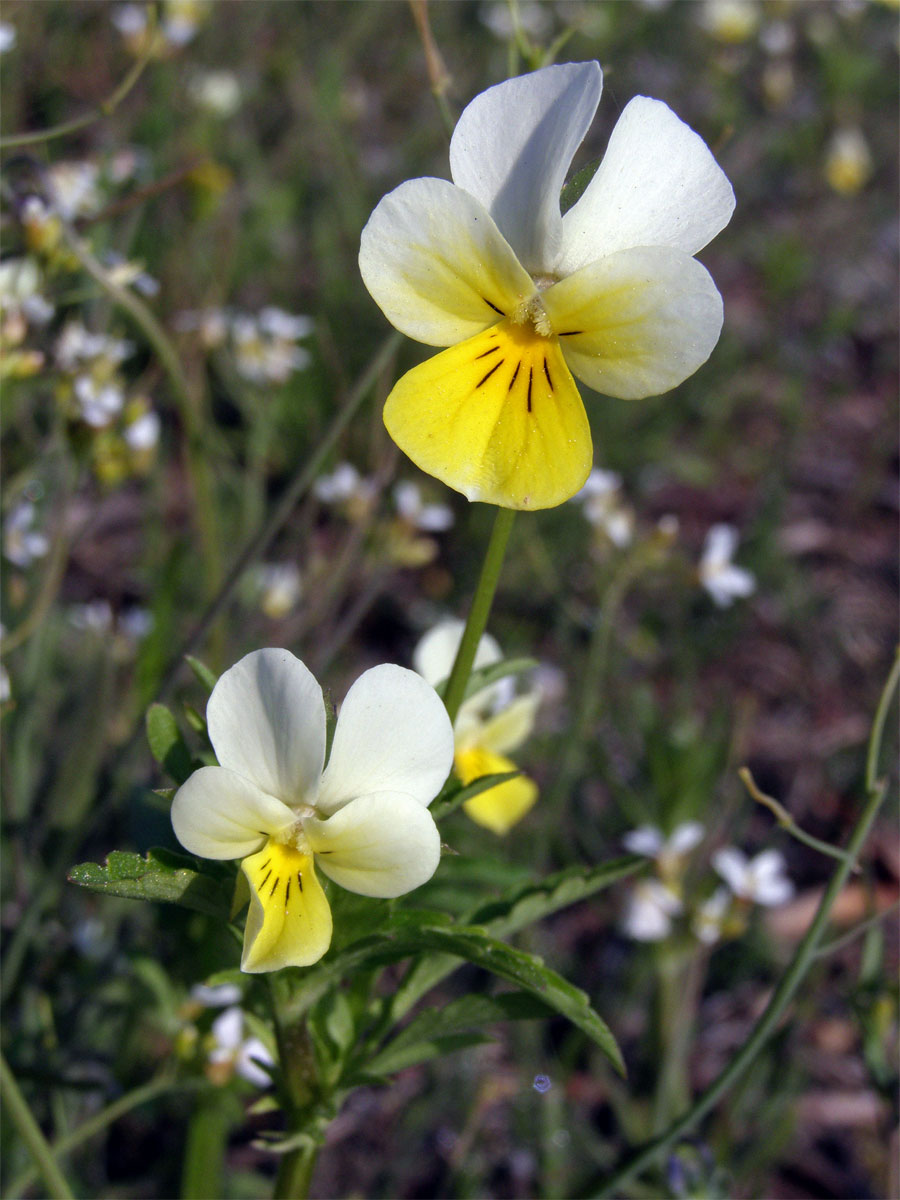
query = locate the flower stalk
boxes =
[442,505,516,725]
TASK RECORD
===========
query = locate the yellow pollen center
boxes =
[511,293,553,338]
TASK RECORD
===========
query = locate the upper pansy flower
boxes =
[359,62,735,511]
[171,649,454,972]
[414,620,540,835]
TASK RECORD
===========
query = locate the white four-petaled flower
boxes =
[699,524,756,607]
[171,649,454,972]
[712,846,793,906]
[360,61,734,510]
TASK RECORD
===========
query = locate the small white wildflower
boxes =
[253,562,303,620]
[825,127,872,196]
[124,410,161,451]
[621,879,683,942]
[623,822,704,876]
[712,847,794,906]
[258,307,314,342]
[699,0,760,43]
[393,481,454,532]
[68,600,114,633]
[189,69,242,117]
[74,376,125,427]
[573,468,634,547]
[111,4,148,36]
[191,982,242,1007]
[208,1007,274,1087]
[3,501,49,568]
[313,462,376,507]
[46,162,101,221]
[699,524,756,607]
[759,19,794,56]
[0,22,16,52]
[118,607,154,640]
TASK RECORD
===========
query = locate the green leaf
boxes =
[146,704,194,784]
[185,655,218,693]
[68,848,231,919]
[284,913,625,1074]
[434,656,538,703]
[431,771,520,821]
[364,1031,493,1077]
[365,991,550,1076]
[390,857,644,1025]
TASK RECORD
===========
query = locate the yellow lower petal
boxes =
[240,840,333,972]
[383,320,592,510]
[455,746,538,836]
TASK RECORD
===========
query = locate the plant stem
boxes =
[274,1141,319,1200]
[0,11,157,150]
[5,1075,189,1199]
[269,979,321,1200]
[593,648,900,1198]
[0,1052,75,1200]
[442,506,516,725]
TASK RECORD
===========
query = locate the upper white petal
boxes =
[171,765,294,860]
[622,826,665,857]
[712,846,750,894]
[413,619,501,688]
[305,791,441,897]
[668,821,705,855]
[544,245,724,400]
[449,61,603,274]
[702,523,739,568]
[206,649,326,806]
[359,177,535,347]
[559,96,735,274]
[315,664,454,815]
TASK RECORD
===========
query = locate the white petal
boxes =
[413,619,501,688]
[210,1006,243,1052]
[712,846,750,894]
[236,1037,274,1087]
[623,825,665,857]
[305,792,441,897]
[315,665,454,814]
[171,766,293,860]
[544,245,724,400]
[668,821,705,855]
[702,523,739,568]
[207,649,325,806]
[359,177,535,347]
[449,62,603,274]
[559,96,735,274]
[752,874,794,906]
[477,692,540,756]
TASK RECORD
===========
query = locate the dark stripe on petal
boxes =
[527,367,533,413]
[507,362,521,392]
[483,298,505,315]
[269,875,280,897]
[558,330,583,337]
[476,361,503,388]
[543,356,553,391]
[297,870,304,892]
[475,345,501,360]
[259,869,272,891]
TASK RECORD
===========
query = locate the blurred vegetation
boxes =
[1,1,897,1197]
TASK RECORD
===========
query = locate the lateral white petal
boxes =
[450,62,602,275]
[413,618,501,688]
[559,96,735,273]
[543,246,724,400]
[207,649,325,806]
[305,792,441,897]
[171,765,294,860]
[316,665,454,815]
[359,177,535,347]
[712,846,750,894]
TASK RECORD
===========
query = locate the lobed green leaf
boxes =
[67,848,231,919]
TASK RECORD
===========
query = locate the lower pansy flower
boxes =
[171,649,454,972]
[413,620,540,835]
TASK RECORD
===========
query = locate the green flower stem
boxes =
[0,1052,75,1200]
[5,1074,190,1199]
[593,648,900,1198]
[0,9,157,150]
[269,978,320,1200]
[739,766,858,870]
[442,506,516,726]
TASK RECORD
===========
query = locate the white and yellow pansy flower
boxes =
[360,61,735,511]
[171,649,454,972]
[414,620,540,835]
